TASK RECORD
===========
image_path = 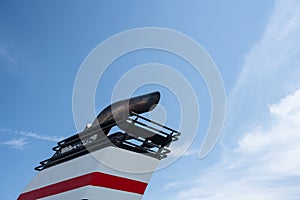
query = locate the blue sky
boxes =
[1,0,300,199]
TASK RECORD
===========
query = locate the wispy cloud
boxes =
[0,138,28,150]
[0,127,64,142]
[168,141,198,158]
[0,48,17,65]
[162,0,300,199]
[226,0,300,140]
[0,47,20,74]
[163,182,179,190]
[165,89,300,200]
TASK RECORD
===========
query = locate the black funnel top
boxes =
[91,91,160,134]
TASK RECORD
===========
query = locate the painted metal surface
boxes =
[19,146,159,200]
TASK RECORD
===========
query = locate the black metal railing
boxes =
[35,112,180,171]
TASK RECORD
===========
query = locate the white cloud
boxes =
[0,127,64,142]
[162,0,300,199]
[226,0,300,138]
[16,130,64,142]
[0,47,20,74]
[269,90,300,121]
[168,141,198,158]
[0,48,16,65]
[0,138,28,150]
[163,182,178,190]
[237,89,300,176]
[166,89,300,200]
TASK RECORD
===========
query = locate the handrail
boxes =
[35,111,180,171]
[130,112,180,134]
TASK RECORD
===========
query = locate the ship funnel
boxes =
[18,91,181,200]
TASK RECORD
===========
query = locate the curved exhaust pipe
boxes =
[91,91,160,135]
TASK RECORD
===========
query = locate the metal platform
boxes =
[35,112,180,171]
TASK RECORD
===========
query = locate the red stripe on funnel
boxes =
[18,172,147,199]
